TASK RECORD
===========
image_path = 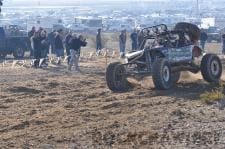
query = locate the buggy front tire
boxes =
[152,58,174,90]
[201,53,222,82]
[106,62,129,92]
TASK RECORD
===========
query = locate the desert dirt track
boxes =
[1,49,225,148]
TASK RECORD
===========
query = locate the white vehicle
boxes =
[67,23,87,32]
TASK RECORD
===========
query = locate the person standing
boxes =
[65,31,73,64]
[96,28,102,55]
[31,31,41,68]
[137,30,144,49]
[48,30,56,54]
[68,34,87,71]
[39,30,49,67]
[222,33,225,54]
[130,29,138,51]
[28,26,36,57]
[54,29,64,65]
[119,30,127,57]
[200,29,208,51]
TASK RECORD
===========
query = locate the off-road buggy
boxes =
[106,22,222,91]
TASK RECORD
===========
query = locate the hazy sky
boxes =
[10,0,166,1]
[5,0,168,5]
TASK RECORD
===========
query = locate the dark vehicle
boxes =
[206,27,221,43]
[106,22,222,91]
[0,25,29,59]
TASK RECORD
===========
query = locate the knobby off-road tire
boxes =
[201,53,222,82]
[152,58,174,90]
[106,62,129,92]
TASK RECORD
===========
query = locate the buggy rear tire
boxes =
[106,62,129,92]
[201,54,222,82]
[152,58,174,90]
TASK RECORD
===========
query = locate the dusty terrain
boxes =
[1,45,225,148]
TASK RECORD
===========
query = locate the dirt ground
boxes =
[1,46,225,148]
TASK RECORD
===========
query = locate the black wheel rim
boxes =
[211,59,220,76]
[163,65,170,82]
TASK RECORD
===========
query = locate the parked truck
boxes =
[0,25,29,59]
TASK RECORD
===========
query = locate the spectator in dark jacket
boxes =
[39,30,49,67]
[40,30,49,58]
[65,31,73,64]
[119,30,127,57]
[28,27,36,38]
[137,30,144,49]
[68,34,87,71]
[48,30,56,54]
[200,30,208,51]
[54,29,64,64]
[28,26,36,57]
[222,34,225,54]
[31,31,41,67]
[96,28,102,55]
[130,29,138,51]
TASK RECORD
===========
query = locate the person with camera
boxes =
[68,34,87,71]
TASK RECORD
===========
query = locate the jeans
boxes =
[69,49,79,70]
[96,43,102,52]
[119,43,126,57]
[40,49,48,58]
[55,49,64,57]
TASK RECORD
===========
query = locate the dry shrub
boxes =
[200,82,224,104]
